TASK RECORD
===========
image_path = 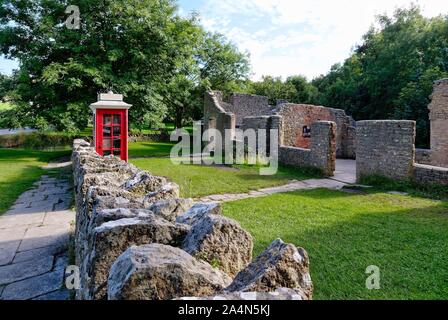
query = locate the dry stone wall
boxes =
[72,140,314,300]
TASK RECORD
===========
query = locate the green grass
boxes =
[129,141,320,198]
[0,148,71,214]
[223,189,448,300]
[129,141,176,158]
[131,157,319,198]
[360,175,448,201]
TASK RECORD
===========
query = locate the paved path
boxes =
[198,178,348,203]
[199,159,357,203]
[0,173,74,300]
[333,159,357,184]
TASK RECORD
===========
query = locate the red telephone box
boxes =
[90,92,132,162]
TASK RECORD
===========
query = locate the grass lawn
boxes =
[129,141,321,198]
[223,189,448,300]
[0,149,71,215]
[129,141,176,158]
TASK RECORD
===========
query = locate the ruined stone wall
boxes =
[227,93,274,127]
[279,121,336,176]
[428,78,448,168]
[413,164,448,186]
[276,104,354,159]
[310,121,337,176]
[72,139,313,300]
[356,121,416,181]
[279,147,311,169]
[203,91,235,148]
[415,149,432,165]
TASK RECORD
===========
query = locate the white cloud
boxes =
[195,0,448,80]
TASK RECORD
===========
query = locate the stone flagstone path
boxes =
[0,172,74,300]
[198,178,348,203]
[199,159,357,203]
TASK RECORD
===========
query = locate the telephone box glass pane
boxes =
[103,139,111,149]
[103,115,112,125]
[104,150,111,156]
[113,114,121,125]
[103,127,111,137]
[113,139,121,149]
[113,126,121,136]
[113,150,121,156]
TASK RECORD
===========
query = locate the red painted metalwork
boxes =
[95,109,128,162]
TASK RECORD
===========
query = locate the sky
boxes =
[2,0,448,80]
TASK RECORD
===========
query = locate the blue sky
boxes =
[2,0,448,79]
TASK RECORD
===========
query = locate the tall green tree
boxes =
[248,76,296,105]
[0,0,249,131]
[248,75,317,105]
[313,5,448,147]
[164,32,250,128]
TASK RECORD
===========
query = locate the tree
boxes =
[285,75,318,104]
[248,75,317,106]
[248,76,296,105]
[164,32,250,128]
[0,0,250,131]
[313,5,448,147]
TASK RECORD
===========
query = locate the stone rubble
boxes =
[108,244,232,300]
[182,214,253,277]
[72,139,313,300]
[226,239,313,299]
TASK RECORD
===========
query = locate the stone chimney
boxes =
[428,78,448,167]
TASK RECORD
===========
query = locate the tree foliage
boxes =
[313,6,448,147]
[0,0,250,131]
[248,75,317,105]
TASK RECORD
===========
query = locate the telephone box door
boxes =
[95,109,128,161]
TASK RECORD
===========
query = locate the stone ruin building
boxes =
[204,79,448,185]
[415,78,448,168]
[204,91,356,160]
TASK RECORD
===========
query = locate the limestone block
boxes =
[108,244,232,300]
[226,239,313,300]
[182,214,253,277]
[176,202,222,226]
[85,216,189,300]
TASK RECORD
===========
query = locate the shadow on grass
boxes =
[0,165,47,214]
[223,189,448,300]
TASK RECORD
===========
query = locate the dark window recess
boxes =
[103,127,112,137]
[303,126,311,138]
[113,126,121,135]
[103,115,112,126]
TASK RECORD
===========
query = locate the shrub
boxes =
[0,132,92,150]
